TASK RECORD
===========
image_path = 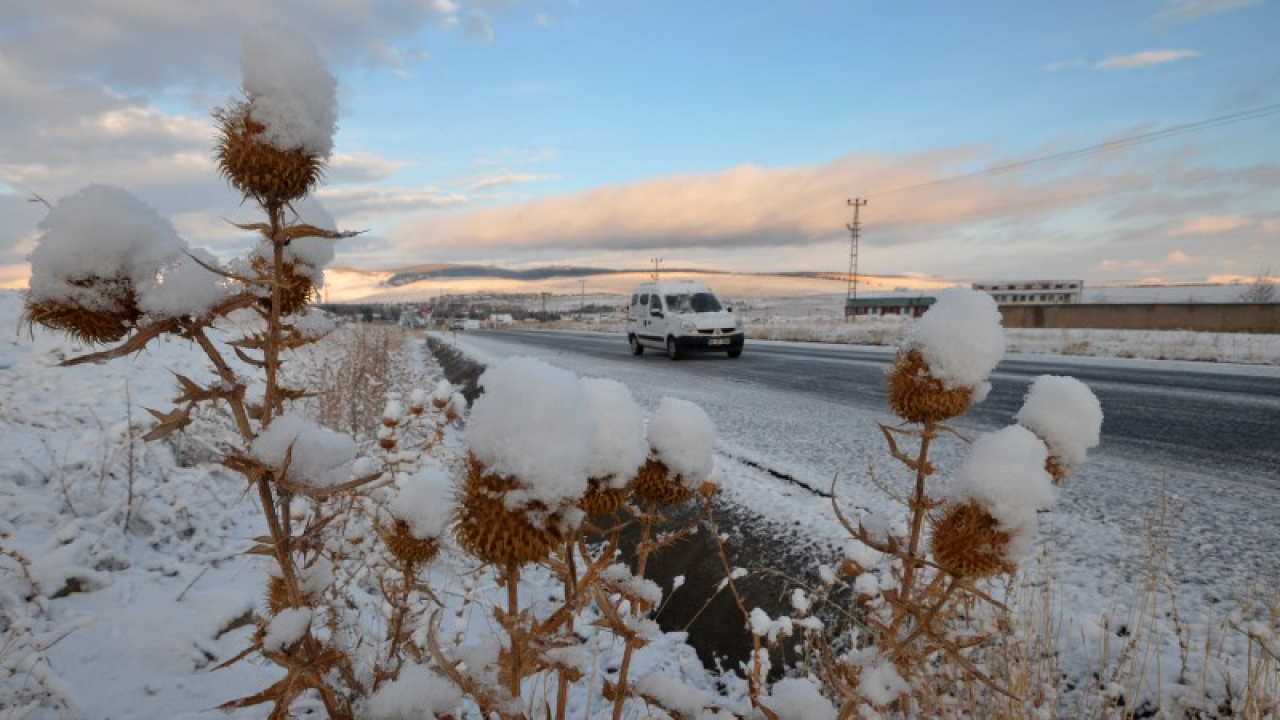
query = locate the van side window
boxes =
[649,294,662,310]
[638,294,647,306]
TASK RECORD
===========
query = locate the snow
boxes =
[581,377,648,485]
[361,663,463,719]
[239,25,337,158]
[1016,374,1104,468]
[139,247,231,319]
[857,659,909,708]
[647,396,716,483]
[2,282,1277,718]
[389,465,453,539]
[948,425,1059,562]
[27,184,227,319]
[759,677,838,720]
[250,411,361,490]
[600,563,663,607]
[465,356,594,513]
[901,287,1005,401]
[262,606,312,652]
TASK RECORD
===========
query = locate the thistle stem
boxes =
[506,563,522,701]
[897,419,936,630]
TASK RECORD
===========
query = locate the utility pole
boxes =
[650,257,663,281]
[578,279,586,317]
[845,198,867,322]
[540,292,550,320]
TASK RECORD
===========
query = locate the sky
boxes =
[1,0,1278,290]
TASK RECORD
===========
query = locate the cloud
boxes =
[1172,215,1253,235]
[389,147,1100,258]
[1,2,468,92]
[0,1,519,279]
[328,152,412,184]
[315,185,470,221]
[465,171,561,191]
[463,12,496,42]
[1096,50,1201,71]
[1044,58,1087,72]
[1167,250,1194,264]
[535,13,552,27]
[475,147,559,167]
[1155,0,1260,23]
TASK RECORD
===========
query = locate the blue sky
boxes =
[1,0,1277,288]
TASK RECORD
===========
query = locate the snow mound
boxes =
[648,396,716,482]
[904,287,1005,399]
[465,356,594,509]
[1016,375,1104,468]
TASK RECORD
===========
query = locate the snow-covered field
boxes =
[2,286,1278,718]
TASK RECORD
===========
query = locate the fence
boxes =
[998,303,1279,334]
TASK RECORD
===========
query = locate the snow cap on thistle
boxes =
[888,288,1005,422]
[581,377,647,486]
[578,377,647,515]
[937,425,1057,570]
[25,184,227,342]
[633,397,717,505]
[464,356,594,513]
[1015,375,1103,482]
[385,466,453,565]
[215,26,336,203]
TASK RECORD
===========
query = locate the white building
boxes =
[972,280,1084,306]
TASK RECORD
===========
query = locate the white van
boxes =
[626,280,744,359]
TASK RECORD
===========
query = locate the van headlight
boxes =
[681,320,696,332]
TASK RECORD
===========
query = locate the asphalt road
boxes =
[449,328,1280,487]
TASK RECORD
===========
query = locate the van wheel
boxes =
[666,337,681,361]
[629,335,644,356]
[727,348,742,358]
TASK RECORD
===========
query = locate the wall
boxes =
[999,303,1279,334]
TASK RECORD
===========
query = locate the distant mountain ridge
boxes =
[380,264,735,287]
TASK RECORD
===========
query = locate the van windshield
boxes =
[664,292,723,314]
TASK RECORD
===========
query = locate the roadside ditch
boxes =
[424,335,850,675]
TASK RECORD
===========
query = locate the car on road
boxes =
[626,280,744,360]
[449,320,465,330]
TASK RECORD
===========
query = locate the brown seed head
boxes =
[1045,455,1069,485]
[887,349,973,423]
[453,456,562,567]
[631,458,694,506]
[378,436,397,451]
[930,502,1014,579]
[579,477,630,517]
[23,277,140,344]
[265,574,309,615]
[214,103,324,205]
[383,518,440,565]
[248,254,315,317]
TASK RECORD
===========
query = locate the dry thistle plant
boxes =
[767,288,1104,718]
[18,27,387,719]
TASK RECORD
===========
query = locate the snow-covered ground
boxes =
[2,286,1278,718]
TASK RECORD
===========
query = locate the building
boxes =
[972,280,1083,306]
[845,296,937,318]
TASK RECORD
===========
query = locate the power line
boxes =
[867,103,1280,199]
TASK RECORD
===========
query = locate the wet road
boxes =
[449,329,1280,487]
